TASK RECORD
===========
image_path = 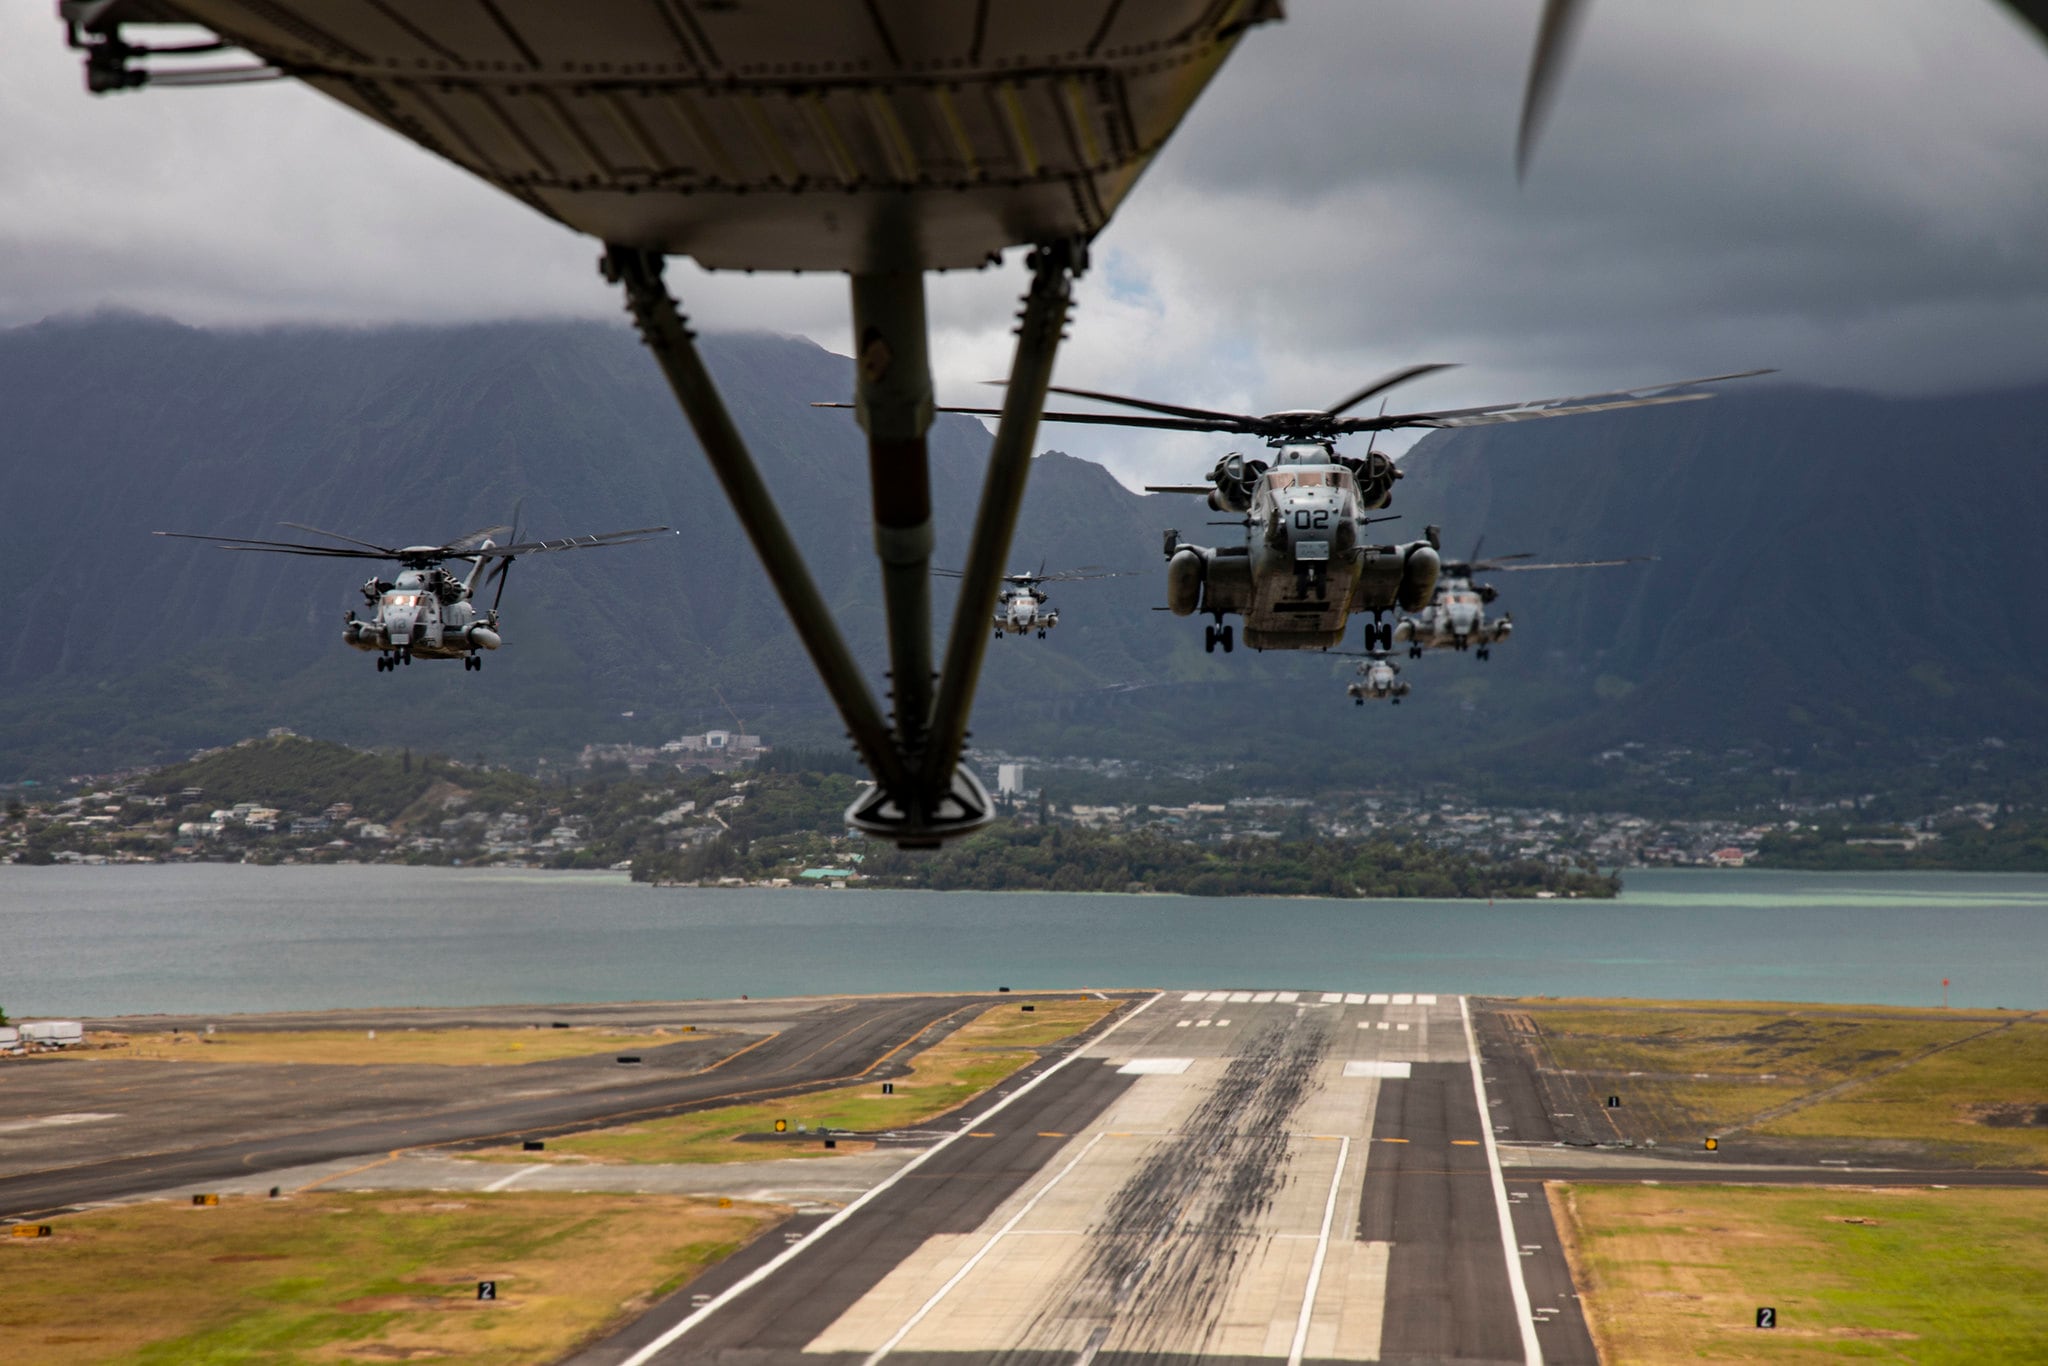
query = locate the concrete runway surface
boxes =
[570,990,1595,1366]
[0,992,1098,1221]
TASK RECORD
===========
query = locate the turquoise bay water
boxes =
[1,866,2044,1016]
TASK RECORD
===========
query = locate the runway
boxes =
[0,992,1079,1221]
[571,990,1594,1366]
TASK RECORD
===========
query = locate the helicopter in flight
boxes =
[156,520,671,672]
[936,365,1764,656]
[937,563,1134,640]
[1346,654,1412,706]
[1396,542,1653,660]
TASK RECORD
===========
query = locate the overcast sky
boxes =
[4,1,2046,484]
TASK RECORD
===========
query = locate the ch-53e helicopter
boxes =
[936,563,1133,639]
[936,364,1764,656]
[156,521,671,672]
[1347,654,1412,706]
[1396,542,1653,660]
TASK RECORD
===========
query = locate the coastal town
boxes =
[0,731,2013,878]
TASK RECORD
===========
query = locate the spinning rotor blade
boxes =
[1032,384,1254,425]
[1037,569,1139,583]
[278,522,400,554]
[1360,368,1773,431]
[489,502,524,614]
[1517,0,1591,182]
[1144,484,1220,495]
[1492,555,1655,571]
[468,526,672,558]
[154,531,391,559]
[1322,363,1458,420]
[926,404,1239,434]
[442,523,516,555]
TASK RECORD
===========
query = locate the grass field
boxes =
[94,1025,698,1067]
[1554,1182,2048,1363]
[0,1189,778,1366]
[1515,1000,2048,1164]
[487,997,1118,1166]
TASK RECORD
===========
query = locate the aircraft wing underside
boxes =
[89,0,1280,271]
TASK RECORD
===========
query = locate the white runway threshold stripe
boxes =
[1460,995,1543,1366]
[1117,1058,1194,1075]
[612,991,1163,1366]
[1286,1135,1351,1366]
[1341,1060,1411,1079]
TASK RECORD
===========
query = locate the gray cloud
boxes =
[3,2,2045,489]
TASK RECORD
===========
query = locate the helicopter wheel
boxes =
[1477,648,1490,660]
[1220,624,1234,653]
[1203,625,1216,654]
[1037,629,1046,639]
[1409,646,1423,659]
[1354,697,1364,707]
[994,629,1003,639]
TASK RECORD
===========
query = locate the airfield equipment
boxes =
[156,522,669,671]
[938,564,1134,640]
[1396,543,1652,660]
[1347,655,1410,706]
[947,367,1762,655]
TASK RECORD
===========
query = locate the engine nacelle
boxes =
[1397,543,1441,613]
[1165,547,1205,616]
[464,625,502,650]
[1207,452,1267,513]
[342,620,381,651]
[1343,451,1401,509]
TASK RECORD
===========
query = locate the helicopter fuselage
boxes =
[994,584,1056,637]
[1395,574,1512,654]
[1347,657,1411,704]
[1164,444,1440,651]
[343,566,501,660]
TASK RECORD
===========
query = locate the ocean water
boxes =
[1,865,2043,1017]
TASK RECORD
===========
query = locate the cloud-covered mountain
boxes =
[3,314,2043,794]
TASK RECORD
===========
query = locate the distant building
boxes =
[997,763,1025,796]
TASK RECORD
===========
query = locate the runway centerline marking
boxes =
[1286,1133,1350,1366]
[859,1131,1109,1366]
[613,992,1162,1366]
[1461,994,1543,1366]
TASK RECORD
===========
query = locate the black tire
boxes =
[1221,624,1235,653]
[1203,625,1216,654]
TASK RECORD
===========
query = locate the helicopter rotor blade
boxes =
[155,531,391,558]
[925,404,1241,434]
[278,522,401,554]
[1144,484,1218,495]
[1492,555,1655,571]
[1516,0,1591,182]
[442,523,516,555]
[1356,368,1773,431]
[1322,363,1458,420]
[1029,383,1254,425]
[469,526,673,558]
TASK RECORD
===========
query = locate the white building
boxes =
[997,763,1025,796]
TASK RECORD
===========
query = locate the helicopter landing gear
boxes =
[1364,619,1393,653]
[1476,646,1490,661]
[1036,629,1046,639]
[1409,645,1424,659]
[1204,623,1235,654]
[994,629,1003,639]
[464,655,482,672]
[1354,697,1364,707]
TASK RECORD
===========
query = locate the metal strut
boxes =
[604,240,1084,847]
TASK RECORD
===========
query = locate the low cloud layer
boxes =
[4,1,2045,485]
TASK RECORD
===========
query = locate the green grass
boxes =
[1558,1182,2048,1363]
[0,1190,777,1366]
[1513,1001,2048,1164]
[494,998,1117,1166]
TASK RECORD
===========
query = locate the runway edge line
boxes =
[1461,994,1544,1366]
[617,991,1164,1366]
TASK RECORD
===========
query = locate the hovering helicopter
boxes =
[156,520,671,672]
[1347,654,1412,706]
[1396,541,1653,660]
[934,365,1765,656]
[936,563,1134,640]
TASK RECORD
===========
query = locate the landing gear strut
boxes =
[1203,622,1235,654]
[605,238,1085,846]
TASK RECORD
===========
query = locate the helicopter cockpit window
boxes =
[1266,470,1338,491]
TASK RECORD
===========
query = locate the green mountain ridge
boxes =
[4,314,2045,803]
